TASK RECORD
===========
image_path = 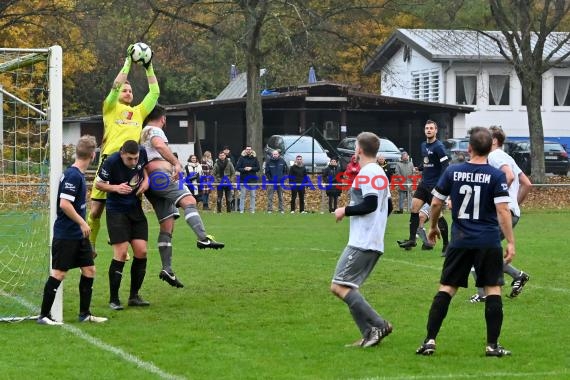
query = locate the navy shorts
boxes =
[51,238,94,271]
[413,183,434,205]
[440,246,504,288]
[106,207,148,244]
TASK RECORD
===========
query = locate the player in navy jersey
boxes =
[96,140,151,310]
[416,127,515,357]
[398,120,450,253]
[37,135,108,325]
[469,126,532,303]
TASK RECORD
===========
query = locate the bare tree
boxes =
[487,0,570,182]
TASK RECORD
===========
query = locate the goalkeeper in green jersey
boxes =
[87,44,159,257]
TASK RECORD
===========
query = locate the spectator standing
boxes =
[376,155,393,182]
[344,154,361,185]
[265,150,288,213]
[323,158,342,213]
[289,155,308,213]
[344,154,361,204]
[200,151,214,210]
[236,145,260,213]
[213,151,235,213]
[222,145,239,210]
[394,151,414,213]
[185,154,203,202]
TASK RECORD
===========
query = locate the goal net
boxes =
[0,46,62,322]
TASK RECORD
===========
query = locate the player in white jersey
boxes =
[330,132,393,348]
[140,105,224,288]
[469,126,532,302]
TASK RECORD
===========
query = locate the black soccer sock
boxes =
[485,295,503,345]
[40,276,61,317]
[130,257,147,299]
[78,275,94,316]
[426,291,452,340]
[438,217,449,245]
[409,212,420,241]
[108,259,125,303]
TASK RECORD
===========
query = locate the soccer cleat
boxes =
[79,314,108,323]
[469,294,486,303]
[159,270,184,288]
[345,338,364,347]
[485,343,512,357]
[399,239,417,250]
[509,272,530,298]
[37,315,63,326]
[109,301,124,310]
[416,339,436,355]
[421,243,434,251]
[197,235,225,250]
[128,295,150,307]
[361,322,393,348]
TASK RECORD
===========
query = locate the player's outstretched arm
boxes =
[140,62,160,115]
[104,45,133,112]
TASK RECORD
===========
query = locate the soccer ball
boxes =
[130,42,152,65]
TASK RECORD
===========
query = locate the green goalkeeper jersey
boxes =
[101,82,159,156]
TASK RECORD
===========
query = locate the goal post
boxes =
[0,46,62,322]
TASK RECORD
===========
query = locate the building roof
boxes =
[169,82,474,114]
[364,28,570,74]
[215,72,248,100]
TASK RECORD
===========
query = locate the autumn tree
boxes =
[487,0,570,182]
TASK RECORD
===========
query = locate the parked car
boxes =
[443,138,470,163]
[336,137,402,172]
[503,140,569,176]
[502,140,531,175]
[264,135,330,173]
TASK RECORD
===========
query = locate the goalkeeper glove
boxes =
[143,50,153,69]
[120,44,134,74]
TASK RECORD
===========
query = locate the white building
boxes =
[364,29,570,146]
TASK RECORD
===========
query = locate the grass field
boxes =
[1,210,569,380]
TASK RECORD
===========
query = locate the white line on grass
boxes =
[62,324,186,380]
[6,292,186,380]
[357,370,569,380]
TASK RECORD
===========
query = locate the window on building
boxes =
[455,75,477,105]
[412,69,439,102]
[554,76,570,106]
[489,75,510,105]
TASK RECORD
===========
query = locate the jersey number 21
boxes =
[458,184,481,220]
